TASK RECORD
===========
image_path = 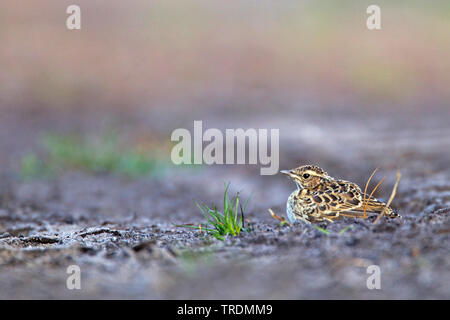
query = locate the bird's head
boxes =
[281,165,329,190]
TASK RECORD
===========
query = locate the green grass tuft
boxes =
[177,183,250,241]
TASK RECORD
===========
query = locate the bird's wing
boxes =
[306,180,364,219]
[295,180,396,222]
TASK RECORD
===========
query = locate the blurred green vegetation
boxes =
[20,131,167,180]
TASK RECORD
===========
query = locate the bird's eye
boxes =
[303,173,310,179]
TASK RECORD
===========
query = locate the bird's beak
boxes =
[281,169,302,189]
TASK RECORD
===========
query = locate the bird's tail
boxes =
[343,197,401,219]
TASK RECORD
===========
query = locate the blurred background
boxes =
[0,0,449,299]
[2,1,450,110]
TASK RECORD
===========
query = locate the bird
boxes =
[281,165,400,223]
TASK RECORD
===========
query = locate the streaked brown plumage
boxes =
[281,165,400,223]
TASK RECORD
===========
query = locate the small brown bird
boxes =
[281,165,400,223]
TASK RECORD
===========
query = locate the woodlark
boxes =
[281,165,400,223]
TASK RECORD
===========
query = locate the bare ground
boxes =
[0,107,449,299]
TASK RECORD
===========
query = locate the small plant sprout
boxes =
[362,167,402,223]
[338,225,353,235]
[312,225,330,235]
[268,208,291,227]
[313,224,354,236]
[177,183,250,241]
[373,170,401,225]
